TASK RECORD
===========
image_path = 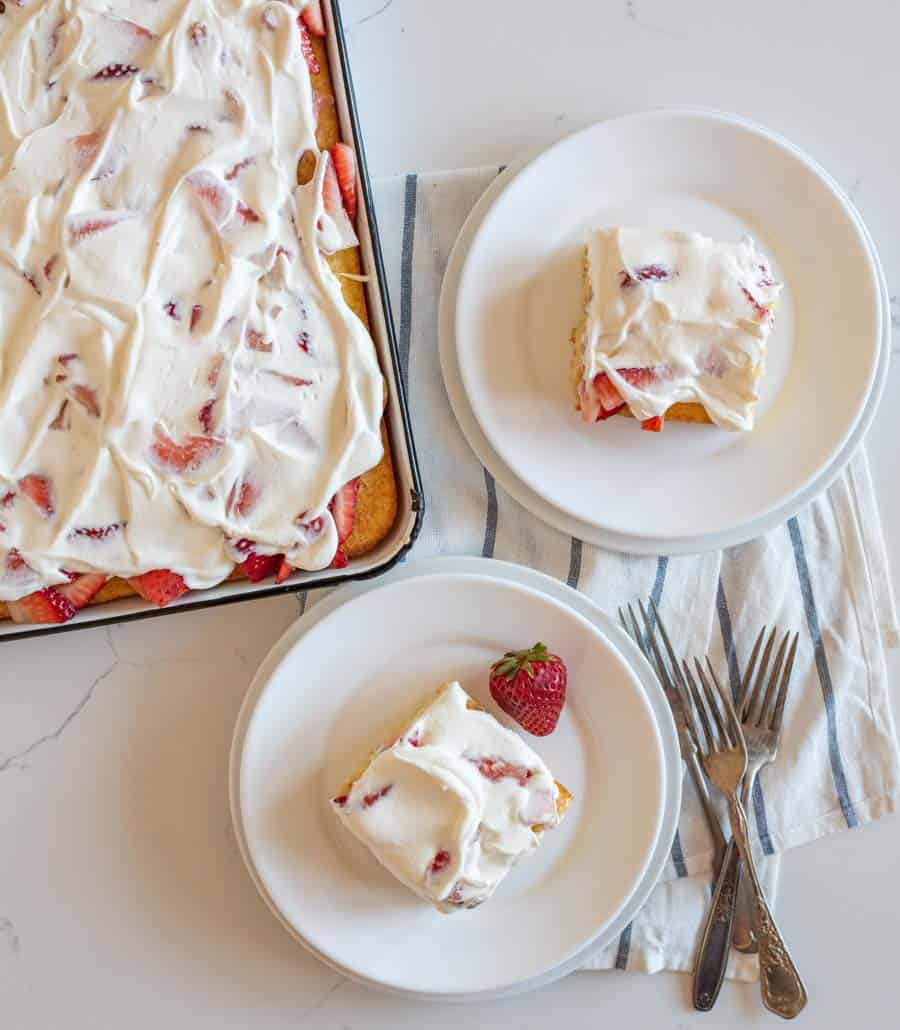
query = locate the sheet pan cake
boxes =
[572,227,783,432]
[0,1,397,625]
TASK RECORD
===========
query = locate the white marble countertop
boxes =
[2,1,899,1026]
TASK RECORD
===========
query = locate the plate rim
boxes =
[443,107,890,554]
[229,557,683,1002]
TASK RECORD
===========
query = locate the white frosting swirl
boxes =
[581,228,783,430]
[331,682,562,913]
[0,0,383,601]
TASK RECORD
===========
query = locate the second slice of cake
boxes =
[331,682,571,913]
[572,228,783,432]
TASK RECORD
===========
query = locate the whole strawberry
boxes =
[489,642,567,736]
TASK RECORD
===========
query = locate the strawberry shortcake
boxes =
[572,228,783,432]
[331,682,572,912]
[0,1,397,624]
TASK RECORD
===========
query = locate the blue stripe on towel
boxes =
[567,539,583,589]
[716,578,775,855]
[788,517,858,828]
[614,922,633,971]
[481,470,498,559]
[397,174,418,390]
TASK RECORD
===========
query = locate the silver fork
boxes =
[618,601,726,867]
[681,657,807,1020]
[691,627,799,1009]
[732,628,800,953]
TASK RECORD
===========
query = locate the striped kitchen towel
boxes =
[331,167,900,981]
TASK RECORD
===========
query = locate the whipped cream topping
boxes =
[331,682,562,913]
[0,0,384,601]
[580,228,783,430]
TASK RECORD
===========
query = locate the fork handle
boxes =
[692,839,740,1010]
[727,797,807,1019]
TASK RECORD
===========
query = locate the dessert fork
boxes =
[731,627,800,954]
[618,601,726,867]
[681,657,807,1020]
[691,627,799,1009]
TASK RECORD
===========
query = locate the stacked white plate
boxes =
[440,109,889,554]
[230,557,682,1001]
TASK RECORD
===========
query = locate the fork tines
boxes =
[740,626,800,735]
[618,599,692,715]
[680,657,741,756]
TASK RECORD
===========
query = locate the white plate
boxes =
[452,109,887,551]
[231,561,681,1001]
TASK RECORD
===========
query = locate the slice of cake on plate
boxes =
[572,228,783,432]
[331,681,572,913]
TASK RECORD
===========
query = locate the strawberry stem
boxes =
[491,642,553,681]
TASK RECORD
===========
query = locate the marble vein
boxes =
[350,0,394,28]
[0,629,210,774]
[0,663,114,773]
[296,976,346,1024]
[0,917,20,955]
[624,0,681,39]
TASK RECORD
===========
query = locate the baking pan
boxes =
[0,0,423,641]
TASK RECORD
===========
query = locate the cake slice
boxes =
[331,682,572,913]
[572,228,783,432]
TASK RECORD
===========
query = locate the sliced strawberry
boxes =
[1,491,16,508]
[300,0,326,36]
[362,784,392,808]
[186,170,235,228]
[618,367,658,390]
[18,474,54,517]
[68,212,131,244]
[297,21,320,75]
[188,21,208,46]
[641,415,664,432]
[127,569,189,607]
[469,755,533,787]
[70,522,124,541]
[264,371,312,387]
[321,152,344,218]
[71,384,100,417]
[330,544,348,569]
[235,202,260,225]
[22,269,42,296]
[198,399,215,433]
[44,254,61,280]
[330,478,359,544]
[49,400,71,431]
[275,557,293,584]
[70,130,103,172]
[7,587,77,625]
[329,143,357,221]
[58,572,107,609]
[239,551,281,583]
[245,327,272,352]
[163,299,181,320]
[150,427,222,473]
[741,286,770,321]
[297,330,311,353]
[429,850,451,875]
[318,153,357,250]
[190,304,203,332]
[224,157,254,181]
[207,354,223,387]
[92,64,140,81]
[227,479,259,518]
[619,264,671,287]
[592,373,624,413]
